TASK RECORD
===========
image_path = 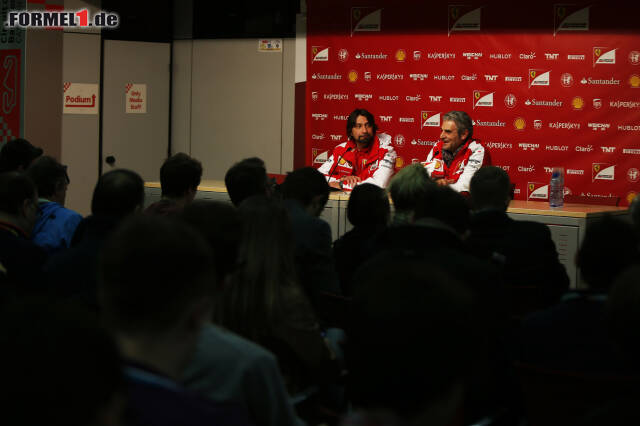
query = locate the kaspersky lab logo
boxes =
[5,9,119,28]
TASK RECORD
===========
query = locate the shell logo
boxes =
[627,192,637,204]
[396,49,406,62]
[395,156,404,169]
[514,117,526,130]
[572,96,584,110]
[630,75,640,88]
[348,70,358,83]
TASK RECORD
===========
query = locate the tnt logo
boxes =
[485,74,498,81]
[379,116,392,122]
[429,95,442,102]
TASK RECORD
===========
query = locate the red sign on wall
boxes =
[307,1,640,205]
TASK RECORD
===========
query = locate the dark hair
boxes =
[0,172,36,215]
[388,163,436,213]
[348,252,479,418]
[577,215,639,290]
[0,298,124,426]
[0,138,43,173]
[442,111,473,140]
[99,215,215,334]
[181,200,242,282]
[225,157,269,206]
[160,153,202,198]
[26,156,69,199]
[91,169,144,218]
[346,108,378,141]
[213,195,302,341]
[281,166,329,207]
[416,185,471,235]
[470,166,511,210]
[347,183,390,228]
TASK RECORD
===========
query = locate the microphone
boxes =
[327,146,353,185]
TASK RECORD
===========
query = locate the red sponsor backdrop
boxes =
[307,1,640,205]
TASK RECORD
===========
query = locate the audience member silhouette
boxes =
[0,172,46,295]
[225,157,272,206]
[145,153,202,216]
[467,166,569,312]
[99,215,252,426]
[0,138,43,173]
[0,298,125,426]
[281,167,341,312]
[345,252,481,426]
[212,195,337,395]
[180,200,303,426]
[518,216,640,373]
[606,264,640,368]
[45,169,144,308]
[387,163,436,226]
[26,156,82,253]
[333,183,389,297]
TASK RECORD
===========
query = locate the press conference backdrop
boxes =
[306,0,640,206]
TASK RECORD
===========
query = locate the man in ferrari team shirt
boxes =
[318,109,396,190]
[424,111,487,195]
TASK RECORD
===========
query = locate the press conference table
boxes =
[144,180,629,289]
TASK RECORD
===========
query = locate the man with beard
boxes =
[318,109,396,190]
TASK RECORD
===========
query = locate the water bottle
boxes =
[549,167,564,208]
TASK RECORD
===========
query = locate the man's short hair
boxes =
[99,215,215,334]
[160,153,202,198]
[225,157,269,206]
[281,166,329,207]
[181,200,242,282]
[26,156,69,199]
[347,183,390,228]
[0,172,37,215]
[416,186,471,235]
[442,111,473,140]
[577,215,639,291]
[346,108,378,141]
[91,169,144,218]
[388,164,436,212]
[349,252,479,419]
[470,166,511,210]
[0,138,43,173]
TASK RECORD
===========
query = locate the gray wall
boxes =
[173,38,296,179]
